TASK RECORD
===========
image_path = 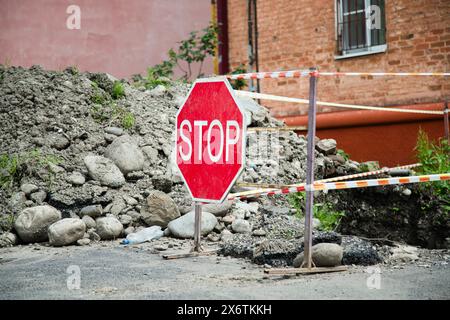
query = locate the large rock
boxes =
[167,210,218,239]
[140,191,180,227]
[293,243,343,267]
[80,205,103,218]
[231,219,251,233]
[316,139,337,155]
[48,218,86,246]
[14,205,61,243]
[104,135,144,174]
[84,155,125,188]
[96,216,123,240]
[0,232,19,247]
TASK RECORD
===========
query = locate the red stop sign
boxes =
[175,78,246,203]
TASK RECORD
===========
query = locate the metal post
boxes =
[303,68,318,269]
[444,102,449,143]
[193,202,203,252]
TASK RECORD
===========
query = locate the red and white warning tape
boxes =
[318,72,450,77]
[234,90,445,115]
[227,69,450,80]
[229,163,421,200]
[228,173,449,200]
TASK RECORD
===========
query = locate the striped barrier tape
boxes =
[318,72,450,77]
[235,163,421,190]
[235,90,445,115]
[228,173,449,200]
[227,69,450,80]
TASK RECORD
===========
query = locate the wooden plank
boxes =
[162,249,218,260]
[264,266,348,275]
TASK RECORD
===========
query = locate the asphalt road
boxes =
[0,241,449,300]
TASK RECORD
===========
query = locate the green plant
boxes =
[136,23,218,88]
[337,149,350,161]
[229,64,247,90]
[111,81,125,100]
[288,192,345,231]
[121,112,135,129]
[0,150,62,190]
[415,129,450,200]
[313,203,346,231]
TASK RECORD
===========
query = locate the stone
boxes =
[222,215,235,225]
[48,218,86,246]
[316,139,337,155]
[96,216,123,240]
[81,215,96,229]
[123,195,138,206]
[77,238,91,246]
[193,200,233,217]
[230,207,247,220]
[231,219,251,234]
[14,205,61,243]
[66,172,85,185]
[49,134,70,150]
[9,192,27,212]
[207,233,221,242]
[80,205,103,218]
[167,210,217,239]
[220,229,233,242]
[389,245,419,263]
[20,183,39,195]
[119,214,132,226]
[252,229,267,237]
[84,155,125,187]
[30,190,47,204]
[124,226,135,236]
[142,146,159,164]
[104,135,145,174]
[151,175,173,193]
[110,199,126,216]
[88,229,101,242]
[163,228,171,237]
[0,232,19,247]
[235,201,259,214]
[140,190,180,228]
[104,126,123,136]
[293,243,343,267]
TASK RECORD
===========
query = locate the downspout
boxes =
[216,0,229,74]
[247,0,260,93]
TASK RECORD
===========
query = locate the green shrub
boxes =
[415,129,449,200]
[337,149,350,161]
[121,112,135,129]
[288,192,346,231]
[111,81,125,100]
[229,65,247,90]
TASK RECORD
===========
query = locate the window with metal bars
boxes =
[336,0,386,58]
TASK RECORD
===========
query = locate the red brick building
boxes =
[220,0,449,165]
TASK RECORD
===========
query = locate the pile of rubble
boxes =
[0,65,447,268]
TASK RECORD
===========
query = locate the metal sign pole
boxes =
[193,202,203,252]
[303,67,318,269]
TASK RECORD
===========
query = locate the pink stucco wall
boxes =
[0,0,213,79]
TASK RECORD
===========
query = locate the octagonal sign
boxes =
[175,78,246,203]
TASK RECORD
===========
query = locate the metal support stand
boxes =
[192,202,203,252]
[162,202,217,260]
[444,102,449,143]
[264,68,348,276]
[301,68,318,270]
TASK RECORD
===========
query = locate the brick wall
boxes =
[227,0,450,117]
